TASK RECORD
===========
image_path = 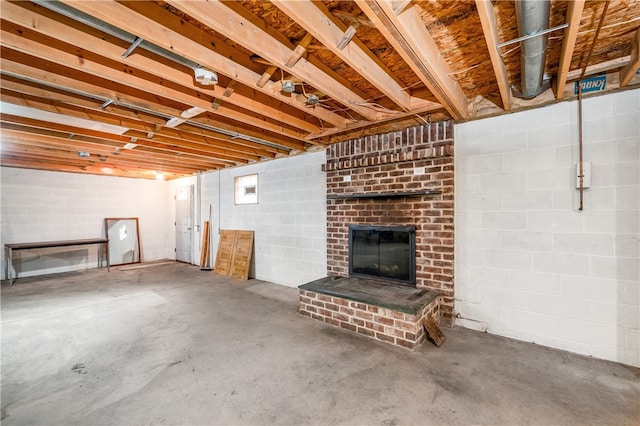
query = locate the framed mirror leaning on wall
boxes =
[104,218,141,266]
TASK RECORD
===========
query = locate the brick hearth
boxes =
[299,276,440,349]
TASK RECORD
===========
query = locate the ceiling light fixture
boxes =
[155,171,165,180]
[123,143,137,150]
[194,67,218,86]
[78,151,90,157]
[306,93,320,105]
[281,80,296,93]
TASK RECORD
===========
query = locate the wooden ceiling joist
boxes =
[556,0,586,99]
[0,1,321,137]
[1,118,254,167]
[271,0,439,113]
[355,0,469,120]
[164,0,384,122]
[0,139,221,175]
[566,55,632,81]
[257,65,279,88]
[59,0,350,129]
[0,77,288,158]
[0,28,311,144]
[285,33,315,68]
[475,0,512,111]
[1,118,245,166]
[0,155,179,179]
[0,58,304,152]
[0,88,280,160]
[620,29,640,87]
[0,129,231,174]
[1,0,637,179]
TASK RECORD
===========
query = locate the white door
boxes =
[175,185,193,263]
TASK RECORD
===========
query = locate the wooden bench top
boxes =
[5,238,108,250]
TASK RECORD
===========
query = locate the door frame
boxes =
[175,185,194,264]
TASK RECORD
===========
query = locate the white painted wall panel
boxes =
[200,151,327,287]
[455,88,640,367]
[1,168,171,279]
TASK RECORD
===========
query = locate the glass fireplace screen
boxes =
[348,225,416,285]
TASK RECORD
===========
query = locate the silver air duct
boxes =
[513,0,551,99]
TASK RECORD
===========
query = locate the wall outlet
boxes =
[414,166,425,175]
[576,162,591,188]
[343,175,351,182]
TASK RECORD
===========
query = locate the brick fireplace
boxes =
[300,121,455,348]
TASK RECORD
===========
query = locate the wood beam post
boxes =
[556,0,586,100]
[620,29,640,87]
[475,0,512,111]
[355,0,469,120]
[272,0,439,113]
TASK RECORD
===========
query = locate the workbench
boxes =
[4,238,110,285]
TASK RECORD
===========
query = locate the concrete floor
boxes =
[1,262,638,425]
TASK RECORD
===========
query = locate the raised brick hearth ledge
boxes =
[299,276,440,350]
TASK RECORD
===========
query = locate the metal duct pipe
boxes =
[34,0,200,70]
[30,0,291,152]
[513,0,551,99]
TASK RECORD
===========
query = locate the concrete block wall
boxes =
[1,167,172,279]
[201,151,327,287]
[455,88,639,367]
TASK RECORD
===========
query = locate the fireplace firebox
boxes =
[348,225,416,286]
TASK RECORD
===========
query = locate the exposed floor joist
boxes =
[0,0,637,179]
[356,0,469,120]
[164,0,385,122]
[271,0,439,113]
[59,0,350,130]
[1,1,321,138]
[475,0,512,111]
[556,0,586,99]
[620,29,640,86]
[0,58,303,152]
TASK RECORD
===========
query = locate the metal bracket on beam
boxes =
[121,37,144,59]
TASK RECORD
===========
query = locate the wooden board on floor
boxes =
[199,221,210,268]
[213,229,254,280]
[213,229,236,275]
[229,230,254,280]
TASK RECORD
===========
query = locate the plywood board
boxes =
[213,229,254,280]
[229,230,254,280]
[213,229,236,275]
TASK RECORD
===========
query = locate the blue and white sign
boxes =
[574,75,606,95]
